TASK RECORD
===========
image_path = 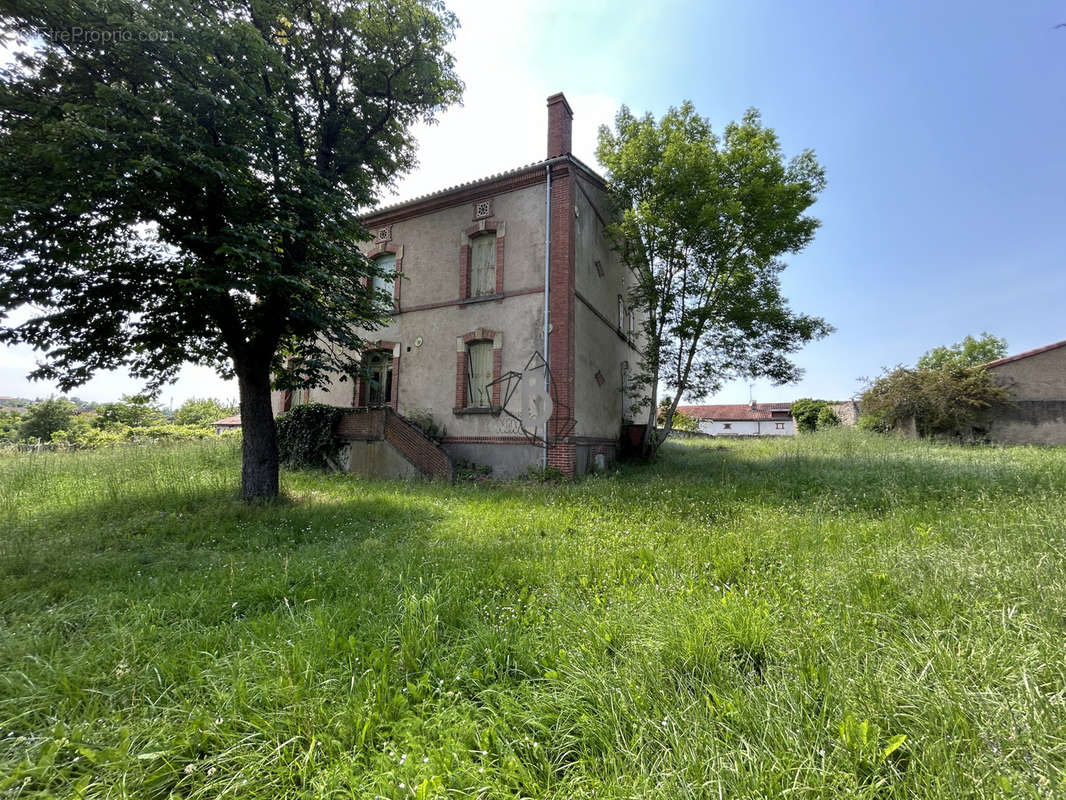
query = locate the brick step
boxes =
[335,408,454,482]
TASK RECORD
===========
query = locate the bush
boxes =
[859,364,1011,438]
[792,398,838,433]
[50,422,222,448]
[174,397,236,427]
[403,408,445,440]
[18,398,76,441]
[275,403,346,469]
[671,409,699,432]
[93,396,166,428]
[816,405,840,429]
[455,459,493,482]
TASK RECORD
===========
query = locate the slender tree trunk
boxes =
[236,362,280,501]
[641,378,659,459]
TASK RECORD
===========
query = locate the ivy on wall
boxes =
[275,403,346,469]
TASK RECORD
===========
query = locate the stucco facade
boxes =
[274,94,646,477]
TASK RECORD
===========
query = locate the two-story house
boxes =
[274,93,645,478]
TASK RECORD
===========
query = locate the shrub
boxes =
[671,409,699,432]
[18,398,76,441]
[403,408,446,440]
[792,398,838,433]
[93,396,166,428]
[859,364,1011,438]
[816,405,840,429]
[275,403,346,469]
[454,459,493,482]
[174,397,236,427]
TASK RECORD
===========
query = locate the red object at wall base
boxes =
[619,424,647,459]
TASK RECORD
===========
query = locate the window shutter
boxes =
[471,234,496,296]
[468,342,494,407]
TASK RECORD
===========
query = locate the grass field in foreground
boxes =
[1,431,1064,798]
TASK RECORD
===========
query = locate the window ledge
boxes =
[458,293,503,306]
[452,406,502,416]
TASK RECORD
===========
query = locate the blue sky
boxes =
[2,0,1065,407]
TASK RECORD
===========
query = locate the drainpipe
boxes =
[543,163,551,468]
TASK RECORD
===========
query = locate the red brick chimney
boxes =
[546,92,573,158]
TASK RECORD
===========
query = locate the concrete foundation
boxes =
[442,441,543,478]
[344,440,423,480]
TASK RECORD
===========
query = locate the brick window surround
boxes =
[459,221,505,300]
[365,242,403,310]
[279,387,312,413]
[353,340,401,410]
[454,328,503,412]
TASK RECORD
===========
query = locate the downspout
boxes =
[542,163,551,468]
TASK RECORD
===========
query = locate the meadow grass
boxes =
[1,431,1064,798]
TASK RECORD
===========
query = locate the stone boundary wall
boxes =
[830,401,861,426]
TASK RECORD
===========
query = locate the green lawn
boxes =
[1,432,1064,798]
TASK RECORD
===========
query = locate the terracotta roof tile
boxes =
[676,403,793,421]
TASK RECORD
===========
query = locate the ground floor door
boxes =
[364,351,393,407]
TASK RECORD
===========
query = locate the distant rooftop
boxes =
[677,403,792,421]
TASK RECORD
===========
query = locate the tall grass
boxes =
[1,431,1064,798]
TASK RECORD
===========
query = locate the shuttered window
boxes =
[467,341,494,407]
[471,233,496,297]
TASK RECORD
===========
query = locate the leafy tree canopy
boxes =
[175,397,237,427]
[860,334,1012,438]
[915,333,1007,371]
[18,397,76,441]
[94,395,167,428]
[0,409,23,441]
[0,0,461,498]
[596,103,832,456]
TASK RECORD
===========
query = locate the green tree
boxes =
[18,398,76,441]
[0,0,461,499]
[0,409,22,441]
[174,397,236,427]
[94,395,167,429]
[859,334,1013,437]
[596,103,832,457]
[915,333,1007,371]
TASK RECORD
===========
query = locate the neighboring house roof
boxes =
[982,338,1066,369]
[212,415,242,427]
[677,403,792,421]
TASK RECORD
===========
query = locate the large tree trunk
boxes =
[237,363,280,501]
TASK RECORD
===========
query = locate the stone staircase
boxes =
[335,407,454,482]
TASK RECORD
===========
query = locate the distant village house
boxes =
[677,402,795,436]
